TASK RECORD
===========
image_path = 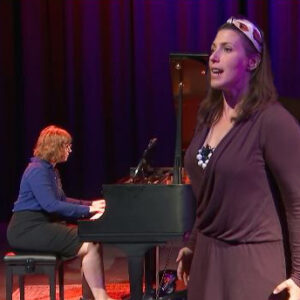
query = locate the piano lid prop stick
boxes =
[173,62,183,184]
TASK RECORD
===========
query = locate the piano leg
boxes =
[128,254,144,300]
[144,248,156,296]
[116,243,158,300]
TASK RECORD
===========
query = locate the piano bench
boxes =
[3,251,69,300]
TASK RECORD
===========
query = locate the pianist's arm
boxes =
[65,197,93,206]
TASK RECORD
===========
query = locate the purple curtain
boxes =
[0,0,299,220]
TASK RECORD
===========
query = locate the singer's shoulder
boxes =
[261,102,297,123]
[260,102,300,133]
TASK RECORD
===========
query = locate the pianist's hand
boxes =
[89,199,106,220]
[91,199,106,211]
[89,212,104,220]
[176,247,193,286]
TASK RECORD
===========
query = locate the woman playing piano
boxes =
[7,125,115,300]
[176,17,300,300]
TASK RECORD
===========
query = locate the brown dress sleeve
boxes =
[261,104,300,286]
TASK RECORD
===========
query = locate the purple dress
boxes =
[184,103,300,300]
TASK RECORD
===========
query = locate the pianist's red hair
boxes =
[33,125,72,163]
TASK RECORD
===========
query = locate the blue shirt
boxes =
[13,157,90,219]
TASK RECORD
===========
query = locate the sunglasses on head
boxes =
[227,17,263,53]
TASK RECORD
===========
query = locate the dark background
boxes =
[0,0,299,222]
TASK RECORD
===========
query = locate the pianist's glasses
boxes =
[65,143,72,153]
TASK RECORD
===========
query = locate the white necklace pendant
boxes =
[196,145,214,169]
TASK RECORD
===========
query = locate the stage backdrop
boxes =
[0,0,299,221]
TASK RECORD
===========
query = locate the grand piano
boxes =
[78,53,208,300]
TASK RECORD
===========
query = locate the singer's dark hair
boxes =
[197,21,277,128]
